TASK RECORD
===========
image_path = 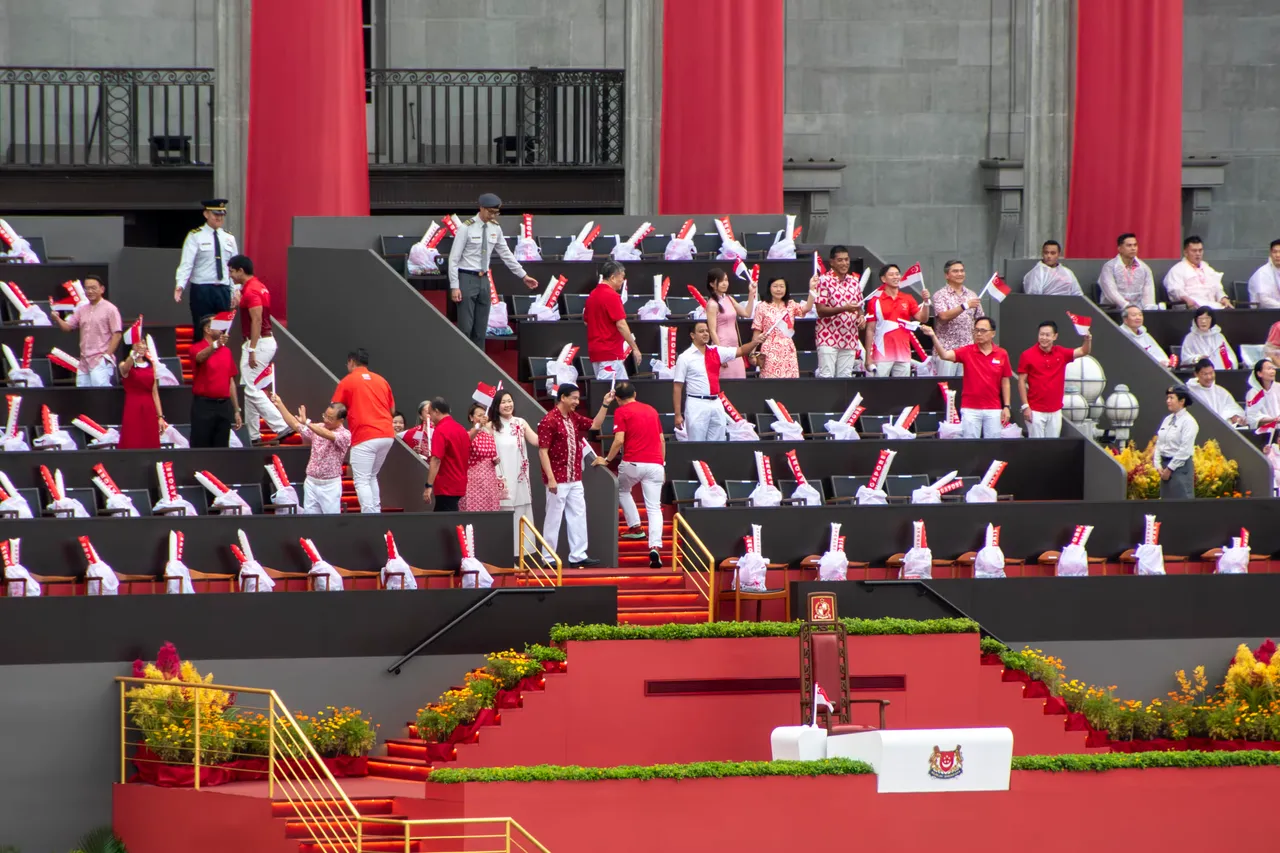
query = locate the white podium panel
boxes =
[769,725,829,761]
[826,727,1013,793]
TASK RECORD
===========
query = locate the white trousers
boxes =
[510,501,534,557]
[591,360,627,380]
[76,359,114,387]
[543,481,588,563]
[240,337,287,440]
[872,360,912,378]
[618,461,665,549]
[302,475,343,514]
[349,436,393,513]
[684,396,726,441]
[1026,409,1063,438]
[816,346,858,378]
[935,357,964,377]
[961,408,1003,439]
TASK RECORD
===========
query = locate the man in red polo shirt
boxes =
[592,381,665,567]
[1017,320,1091,438]
[864,263,930,377]
[188,314,242,447]
[921,316,1012,438]
[229,255,291,445]
[584,260,642,380]
[423,397,471,512]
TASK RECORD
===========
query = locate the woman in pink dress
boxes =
[752,275,817,379]
[704,268,756,379]
[117,340,166,449]
[459,402,505,511]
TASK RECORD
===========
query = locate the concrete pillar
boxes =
[623,0,661,214]
[214,0,252,237]
[1023,0,1073,253]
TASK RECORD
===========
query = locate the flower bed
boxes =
[549,617,979,642]
[983,637,1280,750]
[126,643,376,788]
[1110,438,1244,499]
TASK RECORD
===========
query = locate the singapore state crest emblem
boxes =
[928,745,963,780]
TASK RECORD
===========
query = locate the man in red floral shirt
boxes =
[537,384,613,568]
[814,246,866,377]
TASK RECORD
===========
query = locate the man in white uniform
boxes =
[672,321,762,441]
[1163,235,1231,309]
[446,192,539,349]
[1247,240,1280,309]
[1098,233,1157,309]
[175,199,240,327]
[1187,359,1246,426]
[1022,240,1083,296]
[1120,305,1173,368]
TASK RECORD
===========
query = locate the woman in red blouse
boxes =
[459,402,504,511]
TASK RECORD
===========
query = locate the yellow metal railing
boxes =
[672,513,715,622]
[517,515,563,587]
[117,677,555,853]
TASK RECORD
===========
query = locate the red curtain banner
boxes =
[244,0,370,322]
[1065,0,1183,259]
[658,0,784,214]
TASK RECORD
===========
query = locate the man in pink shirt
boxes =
[49,275,122,386]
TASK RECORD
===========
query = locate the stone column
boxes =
[1023,0,1073,253]
[623,0,662,214]
[214,0,252,237]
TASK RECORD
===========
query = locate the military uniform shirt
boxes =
[446,216,526,291]
[176,224,239,291]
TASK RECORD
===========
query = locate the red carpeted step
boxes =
[619,555,671,568]
[285,817,410,839]
[618,609,709,625]
[559,569,684,589]
[619,542,672,555]
[385,738,430,761]
[618,591,704,610]
[299,841,420,853]
[366,755,431,781]
[271,798,395,818]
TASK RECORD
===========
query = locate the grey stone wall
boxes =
[0,0,213,67]
[1183,0,1280,259]
[783,0,1011,287]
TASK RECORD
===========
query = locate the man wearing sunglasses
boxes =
[447,193,539,348]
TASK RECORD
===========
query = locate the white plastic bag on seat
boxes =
[1056,544,1089,577]
[965,484,997,503]
[855,486,888,506]
[974,545,1006,579]
[460,555,493,588]
[1134,543,1165,576]
[938,421,964,440]
[694,483,727,507]
[1000,423,1024,439]
[734,551,769,591]
[900,547,932,580]
[791,482,822,506]
[911,486,942,504]
[749,483,782,507]
[726,419,759,441]
[824,420,860,441]
[1216,544,1250,575]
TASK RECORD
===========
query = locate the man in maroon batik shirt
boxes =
[537,384,611,568]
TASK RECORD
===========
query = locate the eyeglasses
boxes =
[974,326,994,333]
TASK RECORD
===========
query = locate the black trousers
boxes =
[190,396,233,448]
[434,494,461,512]
[189,283,231,329]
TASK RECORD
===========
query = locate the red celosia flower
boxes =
[156,642,181,678]
[1256,639,1275,665]
[132,658,146,678]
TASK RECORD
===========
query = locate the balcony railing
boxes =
[367,67,624,168]
[0,67,215,166]
[1,66,625,170]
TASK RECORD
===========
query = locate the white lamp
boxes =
[1104,384,1141,444]
[1062,393,1091,426]
[1065,355,1106,401]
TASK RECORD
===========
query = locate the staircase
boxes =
[273,796,421,852]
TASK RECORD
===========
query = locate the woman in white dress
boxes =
[488,390,540,560]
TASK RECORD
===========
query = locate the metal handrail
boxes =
[386,587,555,675]
[518,516,563,587]
[672,513,715,622]
[860,579,1004,644]
[116,676,558,853]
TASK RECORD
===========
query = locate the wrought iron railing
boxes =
[0,67,215,166]
[367,67,624,167]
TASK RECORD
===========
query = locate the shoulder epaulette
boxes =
[188,227,202,235]
[462,218,476,226]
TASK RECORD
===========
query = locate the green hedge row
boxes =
[428,750,1280,784]
[549,617,980,643]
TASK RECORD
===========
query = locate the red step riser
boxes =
[386,741,429,760]
[618,611,708,625]
[299,843,419,853]
[271,800,396,818]
[366,761,430,782]
[285,820,409,839]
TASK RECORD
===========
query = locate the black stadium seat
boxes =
[691,233,721,257]
[563,293,589,318]
[829,475,872,503]
[670,479,700,506]
[804,412,845,437]
[536,235,572,259]
[776,478,827,505]
[884,474,930,501]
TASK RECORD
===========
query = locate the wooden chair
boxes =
[1119,548,1188,575]
[1199,548,1270,574]
[799,592,890,733]
[5,574,76,597]
[87,572,158,595]
[1036,550,1105,575]
[956,551,1026,578]
[886,552,957,575]
[379,562,459,590]
[164,569,237,594]
[308,564,381,591]
[800,554,870,576]
[716,556,790,622]
[240,565,309,593]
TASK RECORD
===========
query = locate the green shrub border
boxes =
[549,617,980,643]
[428,751,1280,784]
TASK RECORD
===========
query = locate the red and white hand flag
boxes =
[1066,312,1091,337]
[900,263,924,291]
[252,363,275,391]
[981,273,1011,303]
[123,316,144,346]
[209,310,236,333]
[473,380,501,408]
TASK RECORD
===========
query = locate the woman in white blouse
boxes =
[1179,306,1237,369]
[1153,385,1199,500]
[488,390,540,560]
[1246,359,1280,432]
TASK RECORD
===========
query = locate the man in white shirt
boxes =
[672,321,761,441]
[1022,240,1083,296]
[1120,305,1174,368]
[1187,359,1246,426]
[1163,235,1231,309]
[1098,233,1157,309]
[446,192,539,349]
[175,199,240,327]
[1247,239,1280,309]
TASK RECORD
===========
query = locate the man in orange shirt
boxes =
[332,348,395,513]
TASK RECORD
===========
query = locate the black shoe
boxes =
[273,427,296,443]
[649,549,662,569]
[569,558,602,568]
